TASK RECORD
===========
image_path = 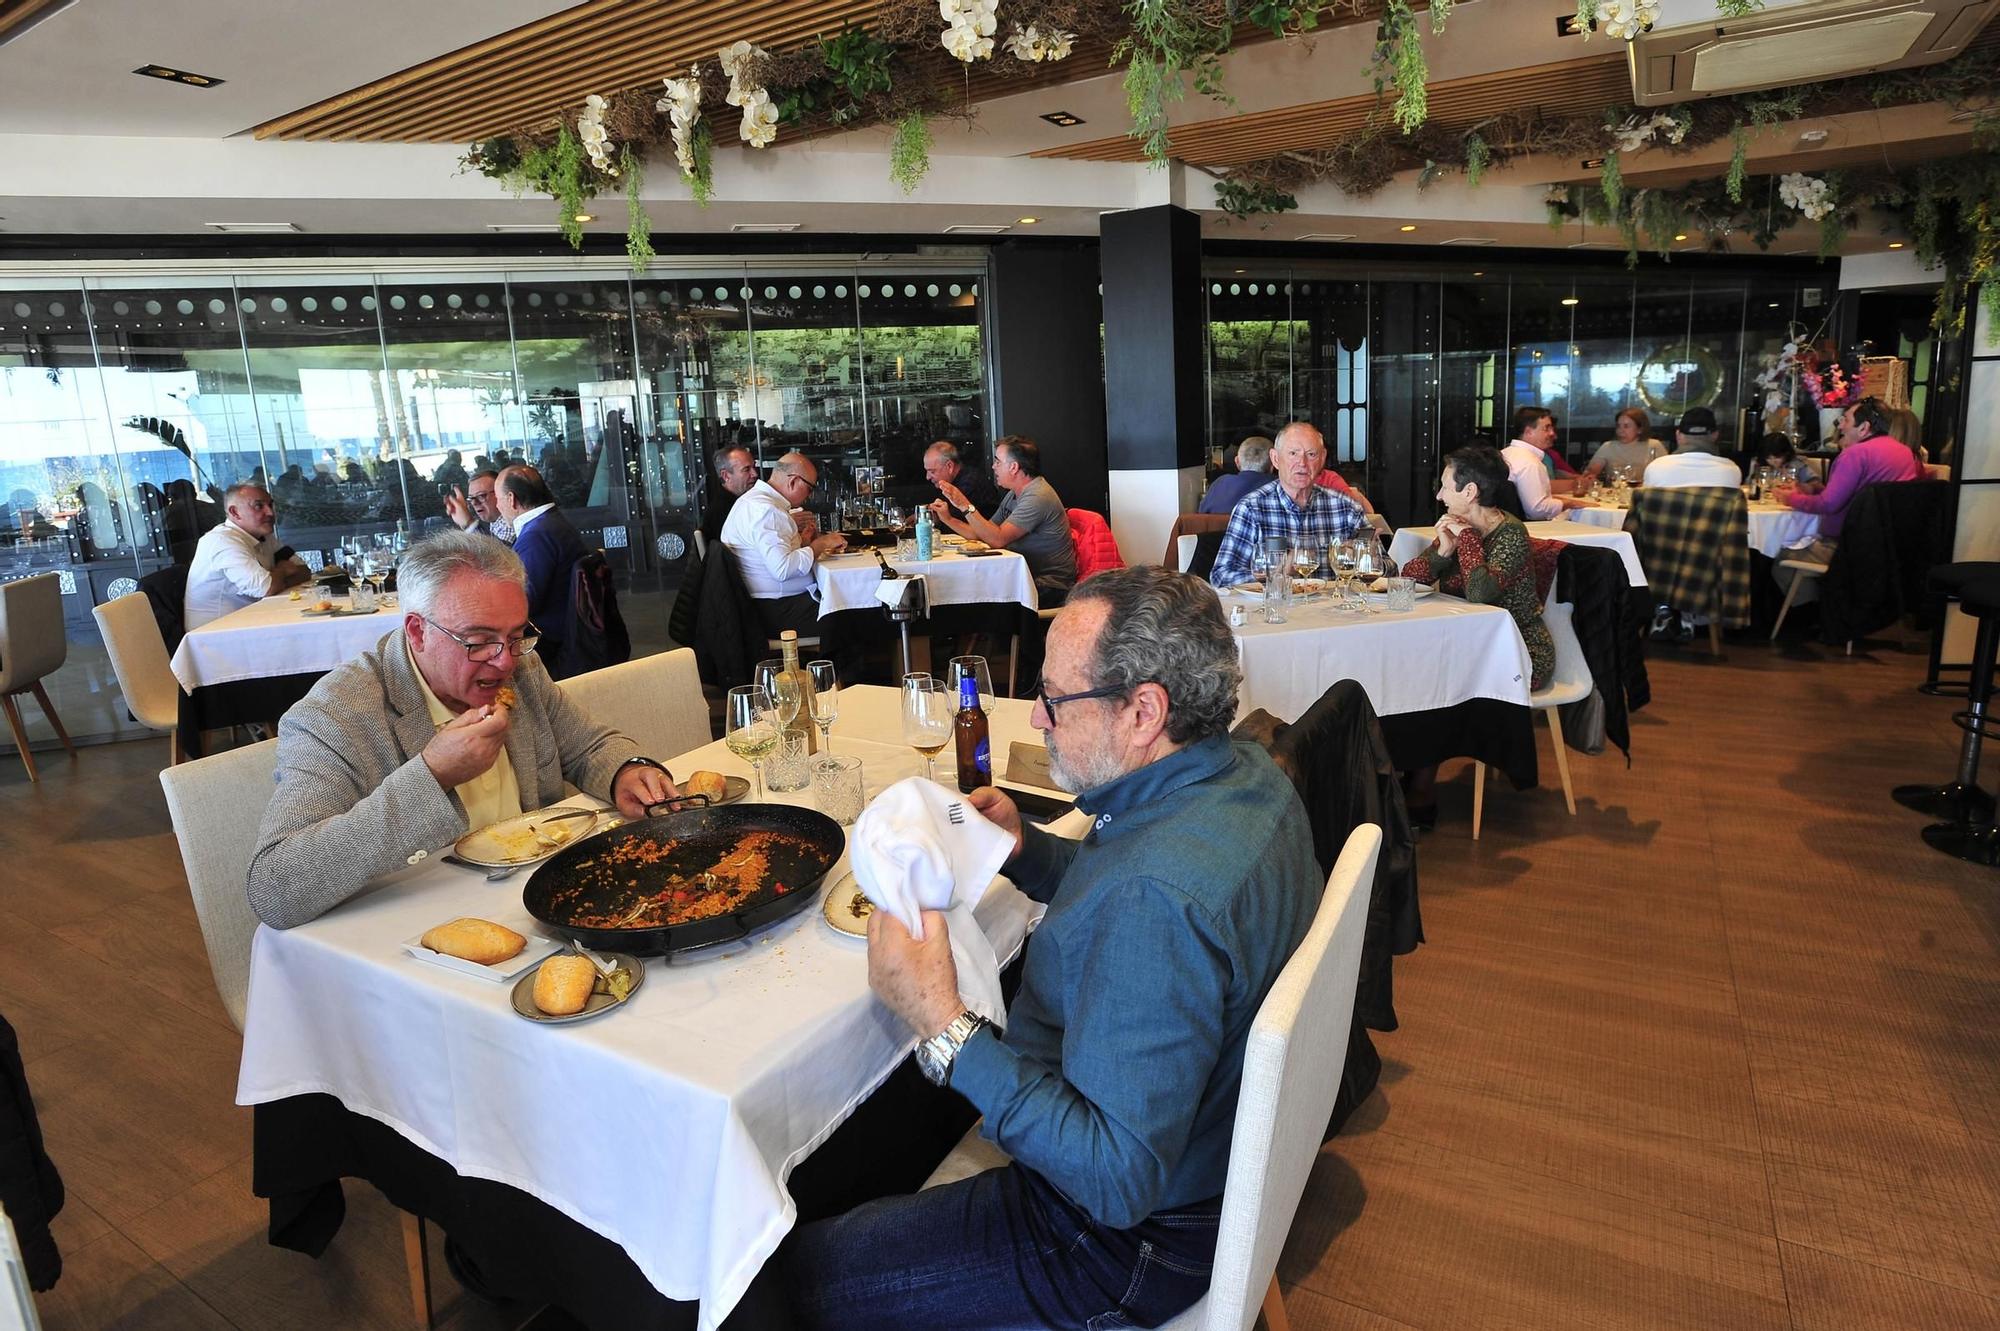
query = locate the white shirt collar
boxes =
[511,502,555,535]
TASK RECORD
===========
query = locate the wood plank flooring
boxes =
[3,632,1995,1330]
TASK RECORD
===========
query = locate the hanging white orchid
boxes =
[1779,173,1834,221]
[1600,1,1662,41]
[577,94,617,176]
[719,40,766,107]
[1002,23,1073,63]
[657,68,704,175]
[940,0,998,63]
[1608,110,1688,154]
[739,87,779,148]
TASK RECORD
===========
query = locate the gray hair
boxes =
[714,445,754,474]
[1236,436,1273,471]
[1069,566,1242,745]
[926,440,960,463]
[397,528,527,617]
[225,482,270,505]
[1273,421,1325,458]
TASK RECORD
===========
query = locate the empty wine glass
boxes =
[756,658,802,729]
[725,685,780,800]
[807,659,838,757]
[901,674,953,782]
[946,655,993,706]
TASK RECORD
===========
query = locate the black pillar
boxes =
[988,240,1109,513]
[1100,205,1205,472]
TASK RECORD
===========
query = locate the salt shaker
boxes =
[1229,602,1246,627]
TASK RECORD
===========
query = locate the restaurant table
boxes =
[1389,520,1647,588]
[170,591,398,758]
[238,686,1079,1331]
[1564,498,1821,559]
[813,541,1037,616]
[1222,584,1541,786]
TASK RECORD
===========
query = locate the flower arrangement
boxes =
[657,70,703,175]
[941,0,999,63]
[719,41,779,146]
[577,95,618,176]
[1003,23,1073,62]
[1609,109,1690,154]
[1571,1,1662,41]
[1778,172,1834,220]
[1800,345,1863,408]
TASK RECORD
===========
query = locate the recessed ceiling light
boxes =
[1888,241,1906,249]
[1673,233,1689,241]
[1768,301,1781,308]
[1472,270,1485,277]
[1016,216,1040,224]
[1398,224,1418,232]
[1560,296,1580,306]
[571,213,594,223]
[1039,111,1084,127]
[1233,268,1246,274]
[1797,128,1830,144]
[134,63,225,88]
[204,221,298,233]
[729,222,803,233]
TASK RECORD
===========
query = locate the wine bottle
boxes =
[954,675,991,793]
[777,630,819,754]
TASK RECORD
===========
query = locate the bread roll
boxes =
[420,917,526,966]
[685,769,728,802]
[534,954,598,1015]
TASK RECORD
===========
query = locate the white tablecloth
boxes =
[815,545,1037,616]
[1564,499,1821,560]
[236,687,1063,1330]
[1227,588,1532,724]
[1390,520,1647,588]
[171,593,396,690]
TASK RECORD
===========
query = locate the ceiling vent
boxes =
[941,224,1011,234]
[1440,236,1499,245]
[1630,0,1997,105]
[729,222,802,233]
[1294,232,1357,242]
[204,221,298,233]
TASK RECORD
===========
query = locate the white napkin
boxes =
[850,777,1014,1028]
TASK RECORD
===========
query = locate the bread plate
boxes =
[455,806,604,869]
[400,917,564,983]
[509,951,646,1024]
[821,869,873,939]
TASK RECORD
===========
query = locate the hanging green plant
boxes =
[1726,123,1750,202]
[1463,132,1491,187]
[1116,0,1232,167]
[686,122,715,207]
[1215,179,1300,219]
[1242,1,1324,41]
[1371,1,1431,135]
[622,148,654,272]
[1599,150,1623,211]
[820,25,895,124]
[889,111,932,193]
[1715,1,1765,17]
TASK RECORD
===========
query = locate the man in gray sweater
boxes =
[247,530,679,929]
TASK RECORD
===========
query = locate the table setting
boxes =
[813,534,1038,617]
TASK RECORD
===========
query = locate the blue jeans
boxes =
[782,1163,1219,1330]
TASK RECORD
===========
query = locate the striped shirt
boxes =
[1208,482,1366,588]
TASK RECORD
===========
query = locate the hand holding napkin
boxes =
[850,777,1014,1028]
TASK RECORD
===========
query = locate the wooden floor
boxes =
[5,632,1997,1330]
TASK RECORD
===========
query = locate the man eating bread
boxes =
[247,529,680,929]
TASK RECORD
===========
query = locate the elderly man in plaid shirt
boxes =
[1208,422,1367,588]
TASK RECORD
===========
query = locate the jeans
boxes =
[782,1163,1219,1330]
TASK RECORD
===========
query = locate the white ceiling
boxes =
[0,0,572,137]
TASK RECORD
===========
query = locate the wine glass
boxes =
[725,685,780,800]
[806,659,838,756]
[946,655,993,707]
[756,658,801,729]
[1291,544,1318,582]
[901,674,953,782]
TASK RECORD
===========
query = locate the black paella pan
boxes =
[522,800,845,956]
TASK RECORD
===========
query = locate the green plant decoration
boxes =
[889,111,932,194]
[1243,1,1323,40]
[1430,0,1456,36]
[549,124,592,250]
[1464,132,1491,187]
[623,148,654,272]
[685,122,715,207]
[1372,1,1431,135]
[1574,0,1598,35]
[819,25,896,126]
[1117,0,1232,167]
[1726,123,1750,202]
[1715,1,1765,17]
[1599,150,1623,212]
[1216,179,1300,219]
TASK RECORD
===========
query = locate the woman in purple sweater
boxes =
[1781,397,1923,546]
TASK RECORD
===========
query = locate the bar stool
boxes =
[1917,570,2000,863]
[1896,564,2000,825]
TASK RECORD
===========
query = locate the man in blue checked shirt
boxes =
[1206,421,1366,588]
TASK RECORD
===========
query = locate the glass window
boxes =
[859,272,984,503]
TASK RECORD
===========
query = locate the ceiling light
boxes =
[1768,301,1781,308]
[730,222,803,233]
[1398,224,1418,233]
[570,213,594,223]
[1016,216,1040,224]
[1888,241,1906,249]
[1039,111,1084,127]
[1674,233,1689,241]
[1233,268,1246,274]
[134,64,225,88]
[1560,297,1580,306]
[1472,271,1485,277]
[1797,128,1830,143]
[204,221,298,233]
[943,224,1011,234]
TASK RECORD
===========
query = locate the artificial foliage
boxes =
[889,111,933,194]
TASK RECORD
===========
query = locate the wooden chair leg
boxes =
[1007,634,1020,699]
[1471,761,1486,841]
[1707,617,1723,657]
[1545,708,1576,815]
[1,694,37,783]
[1261,1273,1292,1331]
[399,1212,435,1330]
[1770,574,1803,641]
[29,681,74,757]
[169,728,183,767]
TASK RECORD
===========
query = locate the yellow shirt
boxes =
[408,642,523,831]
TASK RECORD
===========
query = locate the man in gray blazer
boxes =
[248,530,679,929]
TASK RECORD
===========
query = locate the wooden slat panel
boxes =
[1033,52,1631,166]
[0,0,71,41]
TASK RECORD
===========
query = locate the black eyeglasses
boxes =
[1034,676,1131,727]
[423,616,541,663]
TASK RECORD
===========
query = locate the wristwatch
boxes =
[916,1010,991,1087]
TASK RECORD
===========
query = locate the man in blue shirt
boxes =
[1197,434,1275,514]
[1207,422,1366,587]
[784,566,1320,1330]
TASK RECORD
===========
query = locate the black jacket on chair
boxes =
[1818,480,1953,645]
[1555,543,1652,762]
[692,546,771,692]
[0,1011,63,1291]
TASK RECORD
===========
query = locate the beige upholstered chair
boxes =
[0,572,75,781]
[559,646,711,760]
[158,737,277,1032]
[1471,600,1595,839]
[93,591,184,764]
[922,824,1382,1331]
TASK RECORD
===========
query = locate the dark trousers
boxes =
[781,1163,1219,1331]
[752,593,862,676]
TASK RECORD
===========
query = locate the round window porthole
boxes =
[835,285,848,298]
[580,291,594,305]
[207,299,225,315]
[554,293,569,307]
[1210,284,1221,296]
[361,295,377,311]
[739,286,752,300]
[812,284,826,299]
[446,294,462,309]
[903,284,916,297]
[690,287,704,300]
[111,300,130,316]
[1300,284,1311,294]
[10,302,28,319]
[763,286,777,299]
[144,300,162,315]
[925,284,938,298]
[239,298,258,313]
[390,295,407,310]
[656,532,687,560]
[632,289,649,305]
[300,297,316,312]
[331,296,348,311]
[177,300,195,315]
[527,292,542,307]
[948,284,961,297]
[474,293,490,308]
[788,285,802,299]
[1228,284,1241,295]
[858,285,871,298]
[418,294,434,309]
[271,297,289,313]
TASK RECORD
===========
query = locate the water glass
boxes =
[1262,568,1290,624]
[815,756,866,827]
[896,536,918,561]
[765,730,813,793]
[349,578,376,612]
[1386,576,1417,613]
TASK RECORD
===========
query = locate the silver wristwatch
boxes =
[916,1010,991,1087]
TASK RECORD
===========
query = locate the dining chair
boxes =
[920,824,1381,1331]
[0,572,76,782]
[558,647,710,762]
[93,591,184,765]
[1470,601,1594,840]
[158,737,278,1032]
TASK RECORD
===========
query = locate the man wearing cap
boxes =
[1642,407,1743,488]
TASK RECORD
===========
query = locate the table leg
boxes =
[400,1211,435,1330]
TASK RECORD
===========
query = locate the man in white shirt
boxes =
[1502,407,1588,521]
[719,451,847,638]
[1642,407,1744,489]
[183,483,312,629]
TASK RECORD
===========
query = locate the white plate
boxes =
[454,805,605,868]
[401,917,565,983]
[820,869,873,939]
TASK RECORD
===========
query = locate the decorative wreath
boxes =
[1634,343,1726,416]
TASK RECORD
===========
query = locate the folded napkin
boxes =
[850,777,1014,1028]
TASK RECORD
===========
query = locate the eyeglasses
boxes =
[423,616,541,662]
[1034,675,1131,727]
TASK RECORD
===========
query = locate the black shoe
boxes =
[443,1235,509,1304]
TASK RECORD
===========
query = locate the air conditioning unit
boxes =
[1629,0,1998,105]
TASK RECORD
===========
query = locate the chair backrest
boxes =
[1541,600,1593,700]
[0,573,68,694]
[693,529,709,561]
[136,563,191,653]
[558,647,710,761]
[1176,533,1201,573]
[1204,824,1381,1331]
[159,738,279,1032]
[91,592,181,731]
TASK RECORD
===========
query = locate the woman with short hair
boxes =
[1585,407,1666,484]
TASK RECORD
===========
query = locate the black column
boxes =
[988,240,1109,513]
[1100,205,1205,472]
